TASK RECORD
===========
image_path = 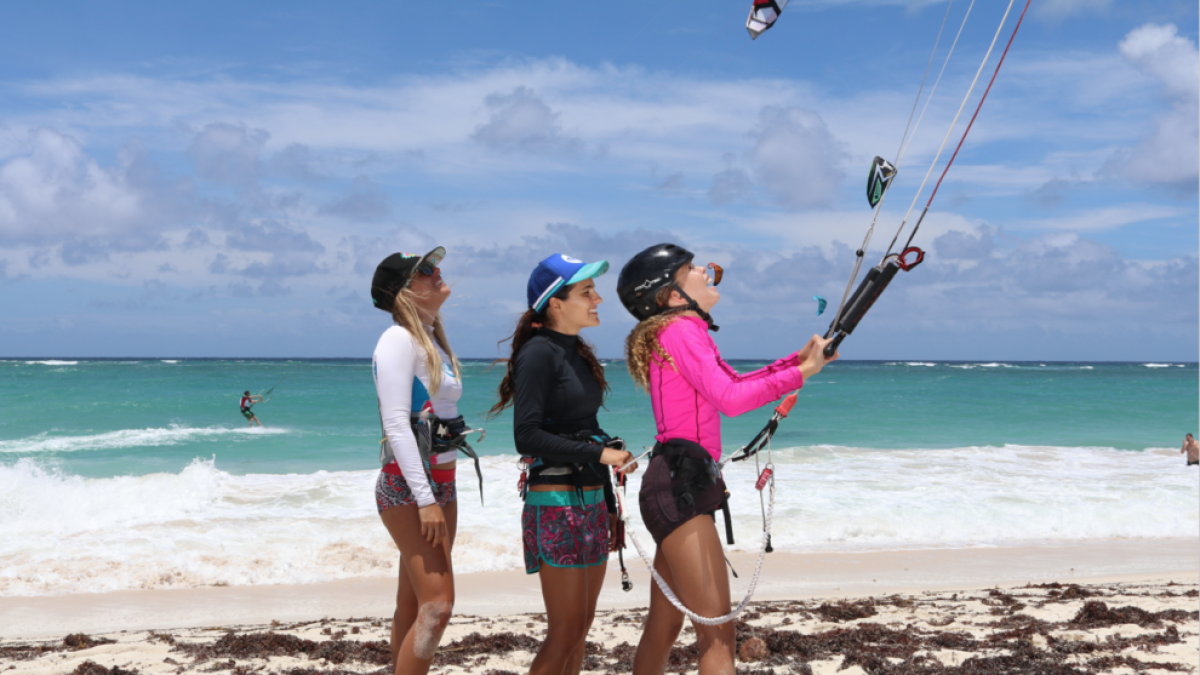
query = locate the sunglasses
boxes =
[705,262,723,287]
[416,262,437,276]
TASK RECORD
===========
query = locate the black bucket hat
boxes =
[370,246,445,312]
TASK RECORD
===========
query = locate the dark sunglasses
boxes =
[705,262,723,287]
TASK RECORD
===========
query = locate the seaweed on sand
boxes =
[1068,601,1197,629]
[432,631,542,666]
[69,661,139,675]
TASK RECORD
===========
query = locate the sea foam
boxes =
[0,446,1195,596]
[0,426,288,455]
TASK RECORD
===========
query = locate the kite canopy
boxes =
[746,0,789,39]
[813,295,827,316]
[866,156,897,208]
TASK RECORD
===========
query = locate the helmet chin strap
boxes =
[671,284,719,332]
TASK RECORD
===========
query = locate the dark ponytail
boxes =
[488,309,541,418]
[488,284,610,417]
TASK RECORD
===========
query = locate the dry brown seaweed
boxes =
[64,634,118,650]
[1068,601,1197,628]
[813,599,878,622]
[69,661,140,675]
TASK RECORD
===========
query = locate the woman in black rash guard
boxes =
[490,253,638,675]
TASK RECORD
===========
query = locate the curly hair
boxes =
[624,285,685,392]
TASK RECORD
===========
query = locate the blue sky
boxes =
[0,0,1196,360]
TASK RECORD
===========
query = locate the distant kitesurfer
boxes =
[1182,433,1198,466]
[240,390,264,427]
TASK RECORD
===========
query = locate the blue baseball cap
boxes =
[527,253,610,312]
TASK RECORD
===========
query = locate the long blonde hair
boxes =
[624,285,685,392]
[391,287,460,394]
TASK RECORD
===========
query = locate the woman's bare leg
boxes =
[380,499,458,675]
[632,549,684,675]
[391,560,418,664]
[632,515,734,675]
[529,559,607,675]
[561,562,608,675]
[390,500,459,663]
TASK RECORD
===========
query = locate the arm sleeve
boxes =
[374,328,437,508]
[660,320,806,418]
[512,341,604,464]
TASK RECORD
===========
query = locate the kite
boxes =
[866,156,897,208]
[746,0,789,40]
[813,295,827,316]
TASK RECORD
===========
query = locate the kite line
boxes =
[893,0,1033,256]
[827,0,975,336]
[824,0,1032,358]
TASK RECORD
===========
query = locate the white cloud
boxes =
[1024,204,1190,232]
[272,143,329,183]
[0,128,186,255]
[1033,0,1112,21]
[1105,24,1199,189]
[471,86,584,157]
[319,175,390,221]
[749,106,847,210]
[187,122,269,187]
[709,166,752,205]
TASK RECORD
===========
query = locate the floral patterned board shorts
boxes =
[375,469,456,512]
[522,489,610,574]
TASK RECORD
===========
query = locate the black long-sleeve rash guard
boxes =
[512,327,615,510]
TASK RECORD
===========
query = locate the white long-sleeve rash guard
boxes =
[373,324,462,507]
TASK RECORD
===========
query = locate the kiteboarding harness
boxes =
[612,393,796,625]
[374,324,484,506]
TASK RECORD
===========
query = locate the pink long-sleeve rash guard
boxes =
[650,315,806,462]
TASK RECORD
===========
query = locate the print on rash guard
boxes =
[373,324,461,507]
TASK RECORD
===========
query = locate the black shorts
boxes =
[1188,460,1198,466]
[638,439,727,546]
[241,408,255,419]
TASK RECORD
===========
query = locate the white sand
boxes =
[2,538,1195,639]
[1,539,1197,674]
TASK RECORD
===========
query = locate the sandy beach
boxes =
[2,539,1196,674]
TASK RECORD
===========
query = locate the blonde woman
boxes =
[616,243,836,675]
[370,247,464,675]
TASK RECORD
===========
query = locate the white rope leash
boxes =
[614,458,776,626]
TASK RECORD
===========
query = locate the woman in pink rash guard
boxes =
[616,243,837,675]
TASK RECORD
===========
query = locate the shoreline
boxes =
[2,538,1195,640]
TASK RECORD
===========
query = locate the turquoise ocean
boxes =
[2,358,1197,597]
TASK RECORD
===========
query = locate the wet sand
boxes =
[1,539,1197,674]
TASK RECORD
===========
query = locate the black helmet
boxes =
[617,243,719,331]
